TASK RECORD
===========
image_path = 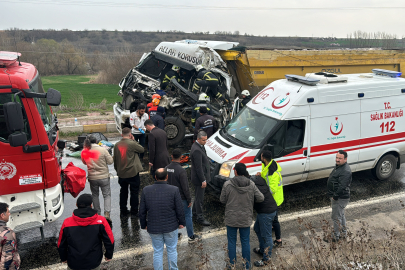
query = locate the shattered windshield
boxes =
[222,106,279,148]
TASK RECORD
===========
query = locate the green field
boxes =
[42,75,121,110]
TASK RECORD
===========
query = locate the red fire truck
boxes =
[0,51,65,237]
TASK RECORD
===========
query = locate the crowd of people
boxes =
[0,92,352,269]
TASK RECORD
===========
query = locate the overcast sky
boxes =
[2,0,405,38]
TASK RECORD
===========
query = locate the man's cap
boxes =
[199,106,208,114]
[77,194,93,208]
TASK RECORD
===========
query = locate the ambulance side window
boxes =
[268,125,285,157]
[285,120,305,150]
[267,119,305,158]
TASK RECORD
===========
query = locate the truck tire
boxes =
[165,117,185,146]
[122,93,134,110]
[372,154,396,180]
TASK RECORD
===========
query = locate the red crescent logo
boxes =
[252,87,274,104]
[271,96,290,109]
[330,123,343,135]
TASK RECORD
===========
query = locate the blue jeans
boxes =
[227,226,250,269]
[182,200,194,238]
[149,229,178,270]
[254,212,277,261]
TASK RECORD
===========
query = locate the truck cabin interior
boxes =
[136,53,228,94]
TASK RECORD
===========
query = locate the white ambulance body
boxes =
[206,69,405,192]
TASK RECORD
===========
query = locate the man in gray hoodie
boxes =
[220,163,264,269]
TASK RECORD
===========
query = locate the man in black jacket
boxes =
[167,149,199,242]
[190,131,211,226]
[194,106,217,140]
[326,150,352,242]
[58,194,114,270]
[145,119,170,180]
[251,175,278,267]
[139,168,185,270]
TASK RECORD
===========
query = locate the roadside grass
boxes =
[42,75,121,112]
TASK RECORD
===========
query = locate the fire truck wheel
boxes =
[372,154,396,180]
[165,117,185,146]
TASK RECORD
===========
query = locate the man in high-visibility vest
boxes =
[256,150,284,248]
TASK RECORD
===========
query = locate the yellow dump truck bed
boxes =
[218,49,405,96]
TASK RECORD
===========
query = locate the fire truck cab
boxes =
[0,52,65,235]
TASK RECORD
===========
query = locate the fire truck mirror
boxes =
[4,102,24,132]
[9,132,27,147]
[46,88,61,106]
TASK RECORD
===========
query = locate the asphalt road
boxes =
[17,141,405,269]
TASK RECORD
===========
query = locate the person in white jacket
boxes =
[81,135,114,220]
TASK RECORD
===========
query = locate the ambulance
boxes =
[206,69,405,193]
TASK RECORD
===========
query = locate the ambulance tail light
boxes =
[219,160,237,177]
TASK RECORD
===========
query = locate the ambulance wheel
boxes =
[165,117,185,146]
[372,154,396,180]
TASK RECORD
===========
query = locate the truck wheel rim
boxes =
[380,160,393,176]
[166,124,178,139]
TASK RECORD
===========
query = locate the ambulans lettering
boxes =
[370,109,403,121]
[0,160,17,180]
[380,121,395,133]
[206,140,227,159]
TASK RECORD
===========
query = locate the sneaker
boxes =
[188,234,200,243]
[104,211,111,221]
[273,240,282,248]
[253,247,263,255]
[254,259,270,267]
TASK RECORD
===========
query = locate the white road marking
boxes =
[31,191,405,270]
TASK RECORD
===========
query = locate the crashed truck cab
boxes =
[207,70,405,194]
[0,51,65,234]
[113,40,238,145]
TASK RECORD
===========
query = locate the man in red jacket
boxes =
[58,194,114,270]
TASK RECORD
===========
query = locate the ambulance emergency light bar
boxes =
[372,69,402,78]
[285,74,319,86]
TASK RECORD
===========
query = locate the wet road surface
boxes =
[18,141,405,269]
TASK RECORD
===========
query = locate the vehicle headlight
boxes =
[219,160,237,177]
[52,194,61,207]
